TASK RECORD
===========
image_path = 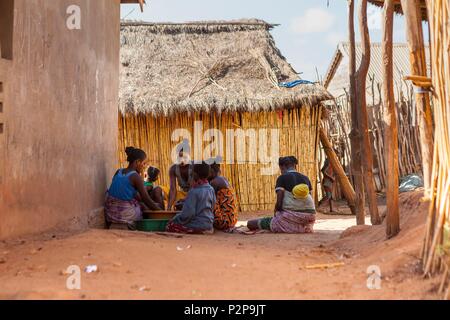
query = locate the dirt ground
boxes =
[0,191,442,300]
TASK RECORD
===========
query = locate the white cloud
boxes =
[326,31,346,46]
[367,6,382,30]
[290,8,336,34]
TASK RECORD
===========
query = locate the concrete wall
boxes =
[0,0,121,239]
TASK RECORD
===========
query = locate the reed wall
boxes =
[118,105,322,212]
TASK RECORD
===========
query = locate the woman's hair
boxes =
[147,166,160,182]
[210,163,221,174]
[279,156,299,167]
[125,147,147,163]
[208,156,222,174]
[193,162,211,180]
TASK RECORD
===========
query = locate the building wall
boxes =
[326,55,350,101]
[118,106,322,212]
[0,0,121,239]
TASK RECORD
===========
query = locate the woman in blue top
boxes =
[105,147,162,229]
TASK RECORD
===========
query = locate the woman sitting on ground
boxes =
[166,162,216,234]
[105,147,163,229]
[145,166,166,211]
[209,161,238,231]
[247,156,316,234]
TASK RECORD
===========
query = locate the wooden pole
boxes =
[139,0,145,12]
[356,0,382,225]
[382,0,400,239]
[320,126,357,212]
[348,0,366,225]
[400,0,434,198]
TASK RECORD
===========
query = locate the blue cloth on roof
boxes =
[279,79,314,88]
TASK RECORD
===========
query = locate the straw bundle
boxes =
[422,0,450,299]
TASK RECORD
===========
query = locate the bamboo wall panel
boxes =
[118,106,322,212]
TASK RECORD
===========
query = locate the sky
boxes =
[120,0,410,81]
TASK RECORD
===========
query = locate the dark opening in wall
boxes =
[0,0,14,60]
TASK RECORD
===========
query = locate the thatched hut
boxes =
[119,20,332,211]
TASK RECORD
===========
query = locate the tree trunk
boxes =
[382,0,401,239]
[348,0,366,225]
[356,0,382,225]
[400,0,434,198]
[319,126,357,212]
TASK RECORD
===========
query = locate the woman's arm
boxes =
[131,174,163,211]
[275,189,285,213]
[167,166,177,210]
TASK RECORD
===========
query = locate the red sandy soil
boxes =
[0,191,441,300]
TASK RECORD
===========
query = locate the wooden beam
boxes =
[382,0,401,239]
[356,0,382,225]
[320,126,357,211]
[400,0,434,198]
[139,0,145,12]
[348,0,366,225]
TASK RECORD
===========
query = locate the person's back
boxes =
[276,170,312,193]
[166,162,216,234]
[108,169,138,201]
[174,184,215,230]
[282,192,316,213]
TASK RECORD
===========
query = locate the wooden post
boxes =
[356,0,382,225]
[319,126,357,212]
[400,0,434,198]
[348,0,366,225]
[382,0,401,238]
[139,0,145,12]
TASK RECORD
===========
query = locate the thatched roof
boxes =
[367,0,428,21]
[119,20,332,116]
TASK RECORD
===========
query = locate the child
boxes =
[105,147,163,230]
[209,162,238,231]
[166,162,216,234]
[145,166,165,211]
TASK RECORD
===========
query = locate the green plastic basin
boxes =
[136,219,170,232]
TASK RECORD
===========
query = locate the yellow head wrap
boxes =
[292,184,309,199]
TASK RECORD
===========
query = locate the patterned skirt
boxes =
[213,188,238,231]
[104,194,142,227]
[166,221,214,235]
[270,210,316,234]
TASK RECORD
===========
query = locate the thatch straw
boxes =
[119,20,332,116]
[367,0,428,21]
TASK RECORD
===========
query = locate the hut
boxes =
[119,20,332,211]
[323,42,429,193]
